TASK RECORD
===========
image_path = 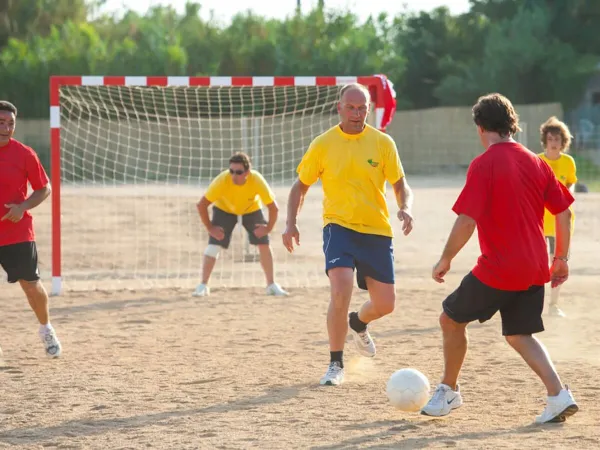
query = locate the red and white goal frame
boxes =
[48,74,397,295]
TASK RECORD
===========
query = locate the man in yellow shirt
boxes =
[194,152,288,297]
[538,116,577,317]
[282,83,414,386]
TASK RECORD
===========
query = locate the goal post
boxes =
[49,75,398,295]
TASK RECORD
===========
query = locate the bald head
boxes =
[337,83,370,135]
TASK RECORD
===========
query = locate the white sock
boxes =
[39,323,53,333]
[550,286,561,306]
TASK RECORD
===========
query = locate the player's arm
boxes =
[393,177,414,235]
[286,179,310,227]
[2,149,51,223]
[196,196,213,230]
[264,201,279,233]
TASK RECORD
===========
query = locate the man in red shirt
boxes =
[421,94,577,424]
[0,100,62,358]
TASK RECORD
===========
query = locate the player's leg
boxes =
[1,242,61,358]
[348,233,395,358]
[421,272,504,417]
[242,210,288,296]
[320,224,356,386]
[193,207,236,297]
[545,236,565,317]
[500,286,578,423]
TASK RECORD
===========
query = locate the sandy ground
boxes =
[1,176,599,449]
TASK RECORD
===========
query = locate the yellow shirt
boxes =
[538,152,577,236]
[297,124,405,237]
[204,169,275,215]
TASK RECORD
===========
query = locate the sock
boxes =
[349,311,367,333]
[39,323,53,333]
[330,351,344,368]
[550,285,561,306]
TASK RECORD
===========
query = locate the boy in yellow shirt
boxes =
[194,152,288,297]
[538,116,577,317]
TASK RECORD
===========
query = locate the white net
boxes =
[57,83,378,291]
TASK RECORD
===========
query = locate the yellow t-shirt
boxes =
[297,124,405,237]
[204,169,275,215]
[538,152,577,236]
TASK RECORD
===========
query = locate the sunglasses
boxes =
[229,168,246,175]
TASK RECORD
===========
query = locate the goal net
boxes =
[49,75,397,294]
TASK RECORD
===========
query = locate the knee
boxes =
[505,334,529,348]
[204,244,221,259]
[439,312,462,332]
[376,296,395,316]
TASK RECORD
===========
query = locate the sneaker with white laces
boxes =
[421,383,463,416]
[535,386,578,423]
[192,283,210,297]
[348,313,376,357]
[266,282,289,296]
[319,361,344,386]
[39,327,62,358]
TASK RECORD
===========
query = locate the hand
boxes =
[208,225,225,241]
[397,208,414,236]
[432,257,451,283]
[550,258,569,288]
[253,224,269,239]
[282,223,300,253]
[1,204,25,223]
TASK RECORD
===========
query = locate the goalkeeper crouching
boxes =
[194,152,288,297]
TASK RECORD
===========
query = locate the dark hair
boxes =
[229,152,251,171]
[540,116,572,152]
[0,100,17,116]
[472,93,520,137]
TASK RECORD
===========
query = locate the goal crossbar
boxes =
[49,74,397,295]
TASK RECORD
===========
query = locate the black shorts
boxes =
[442,272,544,336]
[209,207,269,249]
[0,241,41,283]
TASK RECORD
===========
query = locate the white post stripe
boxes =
[294,76,316,86]
[210,76,232,86]
[51,276,62,296]
[50,106,61,129]
[81,76,104,86]
[125,76,147,86]
[167,76,190,86]
[336,76,358,85]
[375,108,384,130]
[252,77,274,86]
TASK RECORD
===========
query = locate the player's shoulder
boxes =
[212,169,230,182]
[249,169,268,183]
[366,125,395,145]
[7,138,35,155]
[560,153,576,164]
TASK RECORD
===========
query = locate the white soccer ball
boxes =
[386,368,431,412]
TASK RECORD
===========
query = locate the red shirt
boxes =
[0,139,49,246]
[453,142,574,290]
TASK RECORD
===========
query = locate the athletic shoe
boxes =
[421,383,463,416]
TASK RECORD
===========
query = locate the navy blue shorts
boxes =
[322,223,394,290]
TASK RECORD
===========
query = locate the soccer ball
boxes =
[386,368,430,412]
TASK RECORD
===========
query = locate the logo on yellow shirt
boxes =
[367,159,379,167]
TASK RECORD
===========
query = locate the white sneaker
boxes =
[535,386,578,423]
[266,282,289,296]
[39,327,62,358]
[192,283,210,297]
[421,383,463,417]
[348,313,376,357]
[548,304,566,317]
[319,361,344,386]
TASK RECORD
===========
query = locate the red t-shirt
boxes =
[453,142,574,290]
[0,139,49,246]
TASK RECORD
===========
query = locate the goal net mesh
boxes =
[57,84,377,291]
